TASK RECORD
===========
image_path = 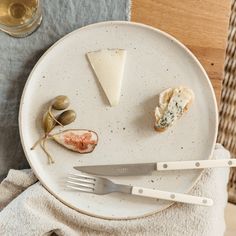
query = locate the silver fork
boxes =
[67,173,213,206]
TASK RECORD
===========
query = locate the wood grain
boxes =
[225,203,236,236]
[131,0,231,103]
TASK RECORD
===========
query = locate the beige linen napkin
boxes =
[0,144,230,236]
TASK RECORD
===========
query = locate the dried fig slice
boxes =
[52,129,98,153]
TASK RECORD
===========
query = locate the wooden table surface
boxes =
[132,0,231,103]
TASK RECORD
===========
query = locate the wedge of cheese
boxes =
[87,49,127,106]
[154,87,194,132]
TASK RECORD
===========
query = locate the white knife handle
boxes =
[157,159,236,171]
[132,187,213,206]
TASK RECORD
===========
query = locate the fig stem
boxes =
[48,106,64,127]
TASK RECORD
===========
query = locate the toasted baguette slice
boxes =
[154,87,194,132]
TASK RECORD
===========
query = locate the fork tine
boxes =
[68,176,94,184]
[69,173,96,180]
[67,180,94,189]
[66,185,94,193]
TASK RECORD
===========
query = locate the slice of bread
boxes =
[154,87,194,132]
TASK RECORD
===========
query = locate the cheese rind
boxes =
[87,49,127,106]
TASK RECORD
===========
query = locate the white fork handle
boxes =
[132,187,213,206]
[157,159,236,171]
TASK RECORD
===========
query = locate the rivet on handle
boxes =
[195,162,200,167]
[138,189,143,194]
[228,160,232,166]
[163,164,168,168]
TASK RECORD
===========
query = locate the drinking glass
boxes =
[0,0,42,37]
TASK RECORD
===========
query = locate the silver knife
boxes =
[74,158,236,176]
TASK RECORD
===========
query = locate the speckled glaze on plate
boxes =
[19,21,218,220]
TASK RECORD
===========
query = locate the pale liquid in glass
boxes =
[0,0,41,37]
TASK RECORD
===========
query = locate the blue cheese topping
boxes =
[155,87,194,131]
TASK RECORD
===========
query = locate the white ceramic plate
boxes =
[19,21,218,220]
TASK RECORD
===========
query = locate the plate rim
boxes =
[18,20,218,220]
